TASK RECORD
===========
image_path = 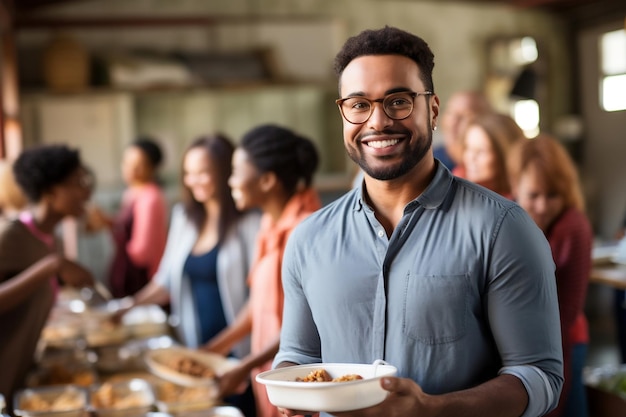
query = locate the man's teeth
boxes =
[366,139,399,149]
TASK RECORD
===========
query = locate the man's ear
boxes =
[259,171,278,193]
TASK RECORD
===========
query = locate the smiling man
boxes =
[273,26,563,417]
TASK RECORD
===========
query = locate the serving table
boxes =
[590,263,626,290]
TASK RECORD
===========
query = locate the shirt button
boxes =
[378,229,385,238]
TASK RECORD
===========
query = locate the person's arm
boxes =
[112,279,170,323]
[201,301,253,356]
[550,210,593,340]
[0,254,59,313]
[0,254,94,313]
[131,280,170,306]
[216,337,280,398]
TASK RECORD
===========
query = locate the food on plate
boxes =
[331,373,364,382]
[85,319,127,347]
[157,381,213,402]
[40,324,79,342]
[92,383,148,409]
[155,353,216,379]
[295,369,363,383]
[20,391,84,411]
[34,364,95,387]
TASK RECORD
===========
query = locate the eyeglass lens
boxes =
[339,92,416,124]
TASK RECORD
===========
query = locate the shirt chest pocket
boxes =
[403,273,469,344]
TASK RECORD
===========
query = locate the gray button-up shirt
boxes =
[274,163,563,417]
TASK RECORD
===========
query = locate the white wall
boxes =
[20,0,573,127]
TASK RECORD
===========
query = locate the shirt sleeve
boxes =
[488,205,564,416]
[274,224,322,368]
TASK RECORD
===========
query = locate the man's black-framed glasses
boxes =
[336,91,433,124]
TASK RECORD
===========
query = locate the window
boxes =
[486,36,541,137]
[600,29,626,112]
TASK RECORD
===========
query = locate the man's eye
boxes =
[388,97,410,107]
[351,101,370,111]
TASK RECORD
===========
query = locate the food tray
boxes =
[255,360,397,412]
[178,406,244,417]
[14,385,88,417]
[144,347,239,387]
[153,379,217,413]
[89,378,155,417]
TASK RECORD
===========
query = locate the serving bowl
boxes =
[144,347,239,387]
[177,406,244,417]
[152,379,217,414]
[89,378,155,417]
[255,360,397,412]
[121,305,168,339]
[14,385,88,417]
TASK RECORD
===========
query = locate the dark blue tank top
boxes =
[183,245,228,344]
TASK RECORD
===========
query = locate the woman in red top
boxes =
[508,134,592,417]
[202,124,321,417]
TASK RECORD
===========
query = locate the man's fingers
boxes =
[381,376,413,395]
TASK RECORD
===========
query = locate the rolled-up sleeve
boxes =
[489,206,564,415]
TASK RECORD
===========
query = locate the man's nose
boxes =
[366,102,393,130]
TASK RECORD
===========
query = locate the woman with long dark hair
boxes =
[117,133,260,415]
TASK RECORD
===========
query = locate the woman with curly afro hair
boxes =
[0,144,95,409]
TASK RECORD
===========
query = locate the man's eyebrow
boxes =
[342,87,413,98]
[343,91,366,98]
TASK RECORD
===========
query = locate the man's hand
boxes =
[279,377,432,417]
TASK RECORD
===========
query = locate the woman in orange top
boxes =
[203,124,321,417]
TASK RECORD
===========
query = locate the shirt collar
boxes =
[353,160,455,213]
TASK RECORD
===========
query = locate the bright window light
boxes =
[511,37,538,66]
[512,99,540,137]
[602,74,626,111]
[601,29,626,75]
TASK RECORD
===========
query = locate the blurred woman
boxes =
[508,134,592,417]
[0,144,94,407]
[460,112,526,197]
[117,134,261,416]
[203,124,321,417]
[107,137,168,297]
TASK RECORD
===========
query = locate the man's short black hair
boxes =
[333,26,435,93]
[13,144,81,202]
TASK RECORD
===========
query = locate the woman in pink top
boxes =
[106,138,168,297]
[0,144,94,410]
[203,124,321,417]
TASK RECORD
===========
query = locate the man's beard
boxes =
[348,127,432,181]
